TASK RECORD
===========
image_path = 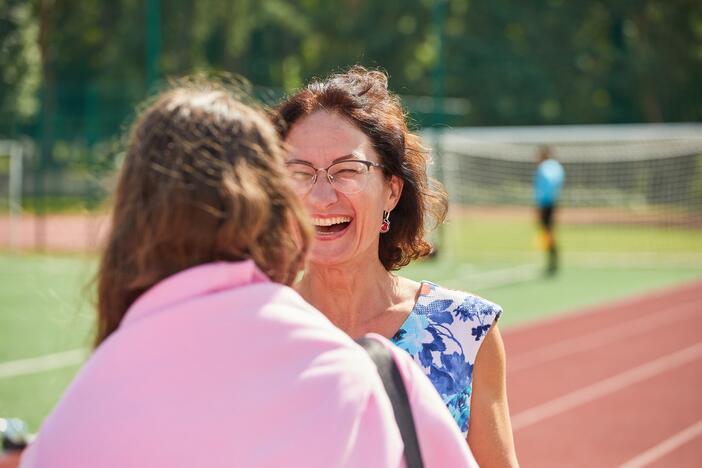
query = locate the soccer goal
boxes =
[423,123,702,265]
[0,139,30,250]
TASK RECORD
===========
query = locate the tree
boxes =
[0,0,41,133]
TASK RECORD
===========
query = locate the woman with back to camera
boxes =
[276,66,519,467]
[19,80,478,468]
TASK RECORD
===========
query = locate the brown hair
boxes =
[537,145,553,162]
[275,66,448,270]
[95,81,312,346]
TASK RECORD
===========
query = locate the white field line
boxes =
[511,342,702,431]
[0,349,87,379]
[617,419,702,468]
[509,297,702,373]
[567,252,702,269]
[445,263,542,290]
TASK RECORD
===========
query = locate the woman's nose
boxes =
[306,170,339,207]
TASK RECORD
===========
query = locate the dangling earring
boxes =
[380,210,391,233]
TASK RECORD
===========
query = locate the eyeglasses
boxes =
[285,159,385,195]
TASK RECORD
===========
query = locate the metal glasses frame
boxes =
[285,159,385,194]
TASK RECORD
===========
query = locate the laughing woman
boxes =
[276,67,519,468]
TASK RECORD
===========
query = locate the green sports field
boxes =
[2,216,701,431]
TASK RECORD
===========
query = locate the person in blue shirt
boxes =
[533,146,565,275]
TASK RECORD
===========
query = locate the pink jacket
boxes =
[21,261,477,468]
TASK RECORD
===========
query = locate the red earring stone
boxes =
[380,211,390,233]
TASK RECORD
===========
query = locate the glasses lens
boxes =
[329,161,370,194]
[285,163,316,192]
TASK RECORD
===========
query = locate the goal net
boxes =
[423,124,702,265]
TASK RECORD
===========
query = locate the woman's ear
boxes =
[386,175,404,211]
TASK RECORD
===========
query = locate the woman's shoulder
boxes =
[414,280,503,324]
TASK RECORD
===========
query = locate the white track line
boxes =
[511,342,702,431]
[617,420,702,468]
[509,297,702,372]
[0,349,87,379]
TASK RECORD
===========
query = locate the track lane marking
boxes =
[511,342,702,431]
[508,297,702,373]
[617,420,702,468]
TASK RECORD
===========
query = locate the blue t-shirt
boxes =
[391,281,502,436]
[534,159,565,207]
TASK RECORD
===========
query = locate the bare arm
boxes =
[468,324,519,467]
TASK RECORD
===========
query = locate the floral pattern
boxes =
[391,281,502,436]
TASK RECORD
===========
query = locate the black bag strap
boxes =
[356,337,424,468]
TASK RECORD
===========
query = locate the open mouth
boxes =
[311,216,352,237]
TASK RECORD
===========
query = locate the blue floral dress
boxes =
[391,281,502,437]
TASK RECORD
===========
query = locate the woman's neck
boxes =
[297,257,403,337]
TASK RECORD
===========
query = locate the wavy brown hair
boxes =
[95,82,312,346]
[275,66,448,270]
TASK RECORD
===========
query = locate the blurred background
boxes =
[1,0,702,463]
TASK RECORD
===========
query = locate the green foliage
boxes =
[0,0,41,128]
[439,0,702,125]
[4,0,702,162]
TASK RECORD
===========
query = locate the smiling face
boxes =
[285,110,403,267]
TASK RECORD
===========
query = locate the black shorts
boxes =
[539,204,556,229]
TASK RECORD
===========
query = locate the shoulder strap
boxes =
[355,337,424,468]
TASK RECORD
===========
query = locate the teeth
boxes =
[312,216,352,227]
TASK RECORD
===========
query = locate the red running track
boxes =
[502,278,702,468]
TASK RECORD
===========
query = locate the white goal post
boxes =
[0,139,30,250]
